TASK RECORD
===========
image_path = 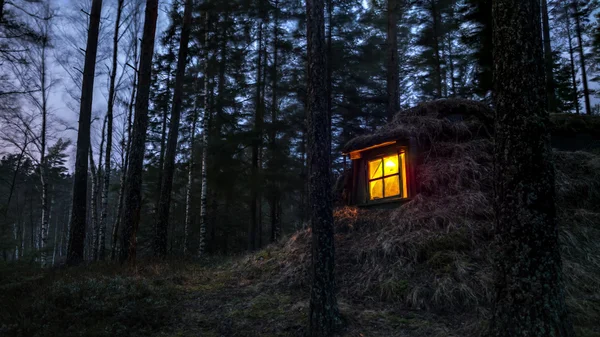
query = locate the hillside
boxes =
[2,111,599,336]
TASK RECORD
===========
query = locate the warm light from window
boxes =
[368,152,407,201]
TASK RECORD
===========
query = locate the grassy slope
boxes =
[1,148,599,337]
[1,257,465,337]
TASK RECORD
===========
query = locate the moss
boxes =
[0,261,193,337]
[379,278,411,300]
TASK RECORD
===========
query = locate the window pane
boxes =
[384,175,400,198]
[369,159,383,179]
[400,152,408,198]
[383,155,399,176]
[370,179,383,200]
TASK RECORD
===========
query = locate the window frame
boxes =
[364,146,409,204]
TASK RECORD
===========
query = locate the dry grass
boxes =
[241,106,600,336]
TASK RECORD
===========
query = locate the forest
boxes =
[0,0,599,336]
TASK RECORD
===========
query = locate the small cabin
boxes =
[342,140,416,206]
[339,99,600,209]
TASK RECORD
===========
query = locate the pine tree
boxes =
[386,0,399,120]
[154,0,193,257]
[120,0,160,264]
[306,0,340,335]
[67,0,103,266]
[490,0,573,335]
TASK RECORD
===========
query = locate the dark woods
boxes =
[0,0,597,336]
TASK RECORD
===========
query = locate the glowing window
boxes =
[368,151,408,201]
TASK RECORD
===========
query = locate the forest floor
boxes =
[0,255,470,337]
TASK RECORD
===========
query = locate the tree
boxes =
[541,0,556,112]
[99,0,124,261]
[111,0,143,260]
[386,0,399,120]
[306,0,340,335]
[197,10,209,257]
[120,0,160,263]
[154,0,193,258]
[250,0,266,251]
[6,0,56,266]
[66,0,103,266]
[490,0,573,335]
[268,0,281,243]
[458,0,492,98]
[572,0,591,115]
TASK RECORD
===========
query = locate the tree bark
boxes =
[306,0,340,335]
[89,143,99,260]
[386,0,399,120]
[490,0,573,335]
[91,116,106,261]
[36,9,51,267]
[250,8,265,251]
[67,0,103,266]
[120,0,159,264]
[198,11,210,257]
[154,0,193,257]
[564,4,580,115]
[111,33,139,261]
[269,0,281,243]
[184,76,199,256]
[541,0,556,112]
[326,0,333,151]
[100,0,124,261]
[431,1,443,98]
[572,0,591,115]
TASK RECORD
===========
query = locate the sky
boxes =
[45,0,173,170]
[7,0,600,170]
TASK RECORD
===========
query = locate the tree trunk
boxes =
[120,0,159,264]
[89,149,98,259]
[155,75,171,209]
[326,0,333,151]
[250,10,264,251]
[51,212,57,266]
[431,1,443,98]
[306,0,340,335]
[90,116,106,261]
[111,36,139,261]
[386,0,399,120]
[67,0,103,266]
[541,0,556,112]
[198,11,210,257]
[564,4,580,115]
[572,0,591,115]
[270,0,281,243]
[100,0,124,261]
[447,37,456,96]
[490,0,573,336]
[154,0,193,258]
[37,20,51,267]
[184,77,199,256]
